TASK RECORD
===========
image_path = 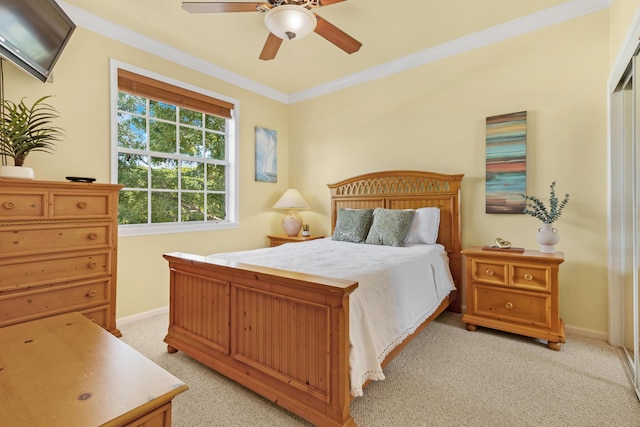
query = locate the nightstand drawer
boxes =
[474,285,550,328]
[511,263,551,291]
[472,259,508,286]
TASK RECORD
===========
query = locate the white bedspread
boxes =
[208,238,455,397]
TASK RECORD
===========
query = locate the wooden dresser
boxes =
[0,312,188,426]
[461,246,565,350]
[0,179,123,335]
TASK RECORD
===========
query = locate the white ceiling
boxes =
[59,0,609,102]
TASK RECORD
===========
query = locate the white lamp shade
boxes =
[264,5,317,41]
[273,189,310,210]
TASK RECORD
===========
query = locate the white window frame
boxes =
[110,59,239,237]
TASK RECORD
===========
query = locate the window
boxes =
[112,66,237,236]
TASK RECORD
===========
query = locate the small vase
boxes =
[536,222,560,253]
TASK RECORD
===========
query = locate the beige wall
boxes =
[609,0,640,66]
[2,28,291,318]
[289,11,610,334]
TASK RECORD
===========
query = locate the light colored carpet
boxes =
[120,312,640,426]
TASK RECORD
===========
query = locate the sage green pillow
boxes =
[332,208,374,243]
[365,208,415,247]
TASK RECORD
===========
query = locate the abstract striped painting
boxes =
[486,111,527,214]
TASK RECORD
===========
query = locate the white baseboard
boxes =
[117,306,610,343]
[564,324,608,341]
[117,305,169,327]
[460,304,609,342]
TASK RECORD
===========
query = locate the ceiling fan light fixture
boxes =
[264,5,317,41]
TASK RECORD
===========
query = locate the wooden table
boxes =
[0,312,188,426]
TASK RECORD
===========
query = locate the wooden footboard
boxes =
[163,252,359,427]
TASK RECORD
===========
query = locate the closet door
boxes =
[612,54,640,398]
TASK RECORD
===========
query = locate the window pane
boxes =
[180,126,204,157]
[205,115,225,132]
[118,113,146,149]
[205,131,225,160]
[207,164,225,191]
[151,191,178,223]
[116,72,232,232]
[118,153,148,188]
[149,120,177,153]
[151,157,178,189]
[182,192,205,222]
[181,160,204,190]
[118,93,146,115]
[118,190,148,224]
[180,108,203,127]
[207,193,225,220]
[150,100,176,121]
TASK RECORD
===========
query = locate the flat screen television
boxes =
[0,0,76,82]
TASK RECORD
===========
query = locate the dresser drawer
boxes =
[0,279,110,327]
[0,251,111,292]
[472,259,508,286]
[0,223,111,257]
[511,263,551,291]
[473,285,550,328]
[0,192,46,219]
[51,193,111,217]
[81,305,114,330]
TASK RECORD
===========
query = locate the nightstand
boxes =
[267,234,325,247]
[461,246,565,350]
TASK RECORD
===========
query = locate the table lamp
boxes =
[273,189,310,236]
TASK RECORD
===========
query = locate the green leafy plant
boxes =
[521,181,570,224]
[0,95,63,166]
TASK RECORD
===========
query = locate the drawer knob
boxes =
[505,302,514,309]
[3,201,15,209]
[86,289,98,297]
[77,201,88,209]
[88,262,98,269]
[485,269,494,276]
[524,273,533,281]
[88,233,98,240]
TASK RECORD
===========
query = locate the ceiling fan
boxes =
[181,0,362,60]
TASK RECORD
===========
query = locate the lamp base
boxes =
[282,211,303,236]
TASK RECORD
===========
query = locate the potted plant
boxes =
[521,181,570,253]
[0,95,63,179]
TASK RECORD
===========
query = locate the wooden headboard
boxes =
[327,170,463,311]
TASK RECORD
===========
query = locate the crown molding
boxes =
[58,1,289,103]
[289,0,611,103]
[59,0,609,105]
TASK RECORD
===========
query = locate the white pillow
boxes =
[404,207,440,245]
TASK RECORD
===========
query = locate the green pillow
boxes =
[332,208,374,243]
[365,208,415,247]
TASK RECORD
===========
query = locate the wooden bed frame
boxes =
[163,170,463,427]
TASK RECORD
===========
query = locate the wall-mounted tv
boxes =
[0,0,76,82]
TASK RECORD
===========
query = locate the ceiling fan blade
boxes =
[259,33,283,60]
[319,0,347,5]
[182,2,264,13]
[313,14,362,54]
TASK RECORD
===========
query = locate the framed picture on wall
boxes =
[486,111,527,214]
[255,126,277,183]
